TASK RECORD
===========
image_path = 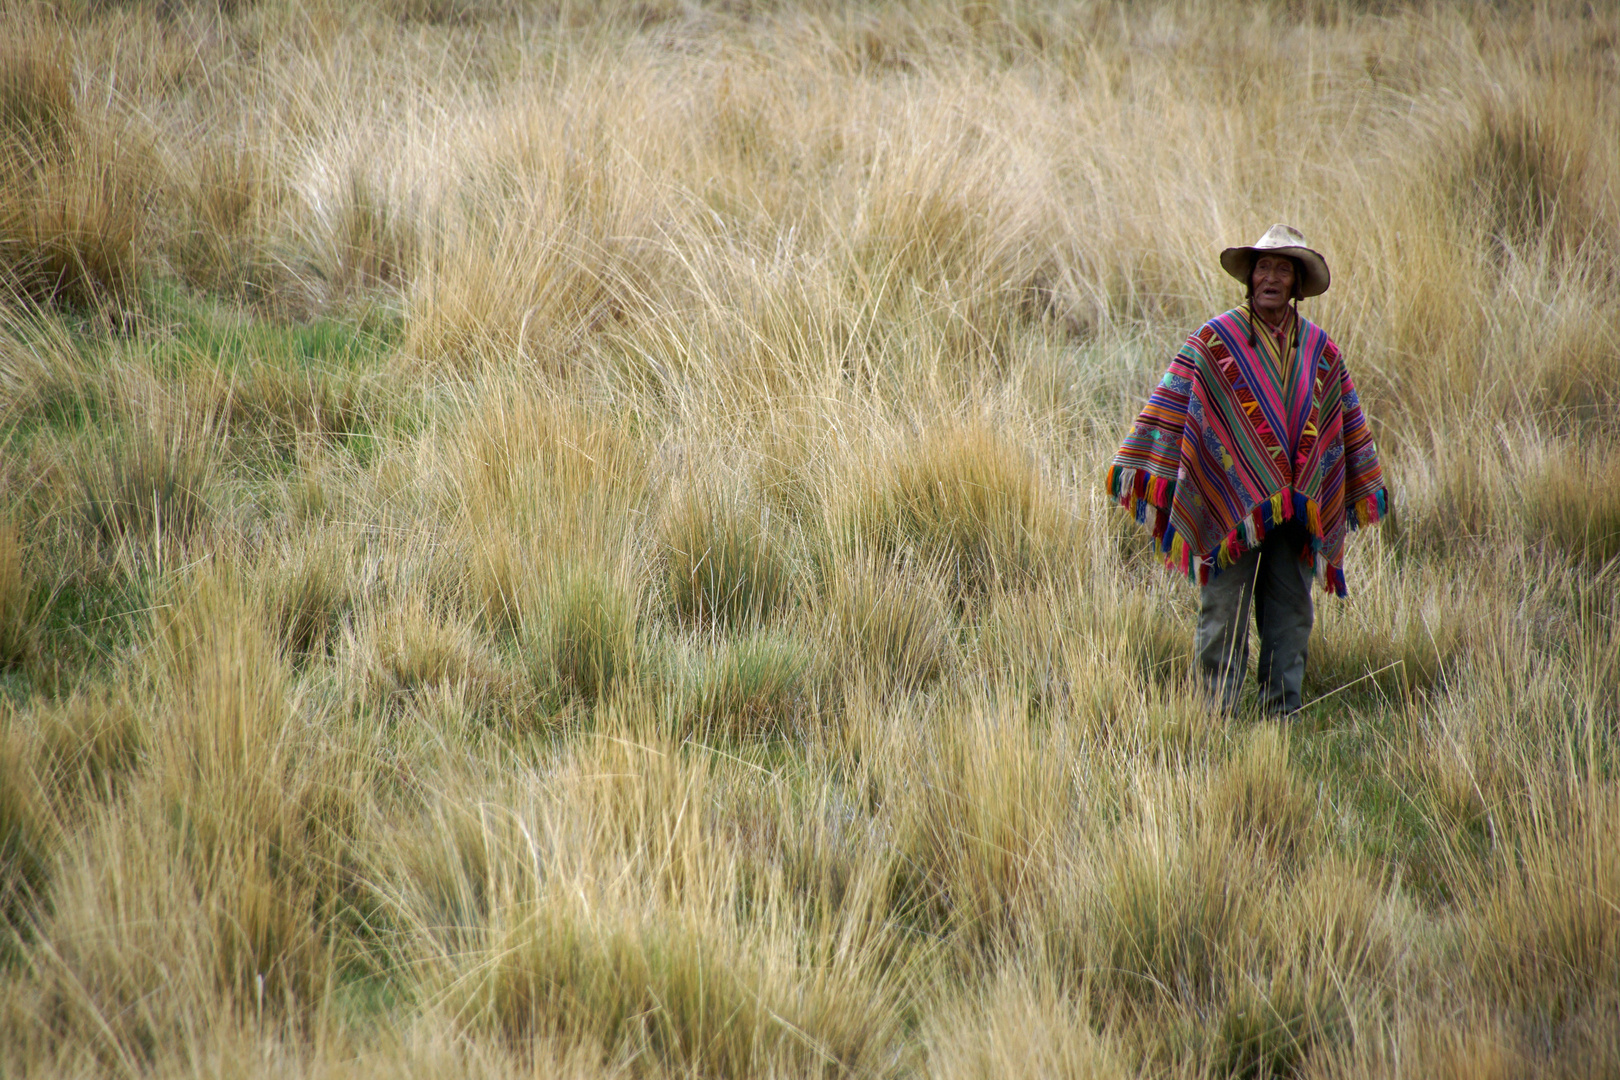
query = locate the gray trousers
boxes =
[1196,521,1315,715]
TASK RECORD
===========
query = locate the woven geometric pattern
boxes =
[1108,305,1387,596]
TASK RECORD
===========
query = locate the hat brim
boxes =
[1220,245,1330,298]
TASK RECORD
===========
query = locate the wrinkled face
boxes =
[1250,254,1298,319]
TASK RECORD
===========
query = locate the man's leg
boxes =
[1196,548,1259,712]
[1254,523,1315,716]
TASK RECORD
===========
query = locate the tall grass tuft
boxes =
[75,407,215,550]
[1081,811,1254,1008]
[850,422,1057,597]
[21,568,365,1054]
[0,714,51,955]
[0,33,71,155]
[477,910,771,1075]
[1384,429,1508,557]
[1467,784,1620,1020]
[258,536,354,659]
[167,138,288,304]
[322,172,418,301]
[818,550,954,694]
[1524,449,1620,570]
[921,976,1127,1080]
[678,629,811,741]
[1212,966,1338,1080]
[895,693,1067,936]
[360,599,515,721]
[11,687,141,811]
[1459,88,1607,264]
[525,564,639,708]
[0,300,97,426]
[0,31,153,309]
[402,100,663,372]
[1207,726,1316,861]
[1309,560,1467,701]
[455,384,645,551]
[0,686,143,965]
[664,485,796,631]
[218,359,373,458]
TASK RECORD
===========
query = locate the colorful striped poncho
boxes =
[1106,305,1387,597]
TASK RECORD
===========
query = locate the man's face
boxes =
[1251,254,1297,317]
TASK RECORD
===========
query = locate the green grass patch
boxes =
[0,305,107,445]
[24,570,153,694]
[1290,705,1463,906]
[142,287,396,375]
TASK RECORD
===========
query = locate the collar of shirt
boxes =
[1253,305,1293,347]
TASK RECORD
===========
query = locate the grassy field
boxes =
[1,0,1618,1075]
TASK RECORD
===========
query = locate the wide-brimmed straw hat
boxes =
[1220,223,1330,298]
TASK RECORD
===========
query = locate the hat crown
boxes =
[1252,223,1310,250]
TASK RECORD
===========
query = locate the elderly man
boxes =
[1106,225,1387,716]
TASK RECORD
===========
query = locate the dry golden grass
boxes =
[1,1,1618,1076]
[0,519,34,668]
